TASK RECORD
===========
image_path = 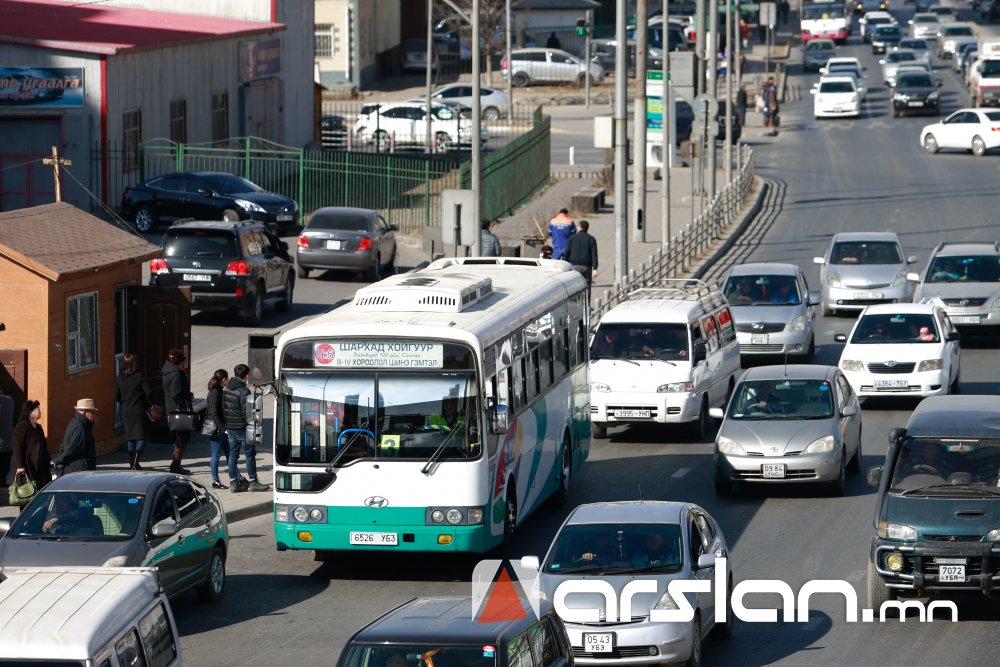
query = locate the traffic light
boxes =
[576,18,587,37]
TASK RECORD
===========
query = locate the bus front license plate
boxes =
[349,531,398,546]
[584,633,614,654]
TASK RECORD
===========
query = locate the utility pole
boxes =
[426,0,434,153]
[506,0,513,121]
[632,0,648,242]
[43,146,71,202]
[471,0,482,256]
[614,0,628,286]
[693,0,705,195]
[724,0,733,185]
[662,0,671,248]
[585,9,592,107]
[707,0,719,198]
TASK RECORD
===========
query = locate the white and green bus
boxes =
[267,257,591,555]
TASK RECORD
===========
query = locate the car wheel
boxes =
[685,615,702,667]
[830,449,847,496]
[951,370,961,394]
[922,133,939,154]
[133,205,156,233]
[483,106,501,120]
[500,486,517,555]
[972,135,988,157]
[867,558,898,612]
[222,208,240,222]
[892,107,900,118]
[196,546,226,603]
[385,248,397,276]
[712,575,735,638]
[244,286,264,325]
[511,72,530,87]
[592,423,608,439]
[296,262,310,279]
[434,132,451,154]
[276,275,294,312]
[374,130,390,152]
[848,425,862,472]
[576,72,588,87]
[551,440,572,508]
[366,254,382,283]
[808,334,816,358]
[690,396,710,440]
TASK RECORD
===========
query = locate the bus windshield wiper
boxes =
[421,427,461,474]
[325,424,370,476]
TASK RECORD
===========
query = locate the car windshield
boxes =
[339,644,496,667]
[926,255,1000,282]
[200,173,263,194]
[308,212,372,232]
[164,230,239,258]
[946,27,974,36]
[830,241,903,265]
[887,51,915,62]
[981,61,1000,77]
[543,522,684,574]
[590,323,690,361]
[876,27,901,36]
[899,40,926,49]
[898,73,933,87]
[724,274,801,305]
[913,15,937,23]
[869,16,893,25]
[819,81,856,93]
[728,379,834,420]
[828,65,860,76]
[889,439,1000,493]
[850,313,940,343]
[10,491,145,541]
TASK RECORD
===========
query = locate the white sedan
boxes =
[812,76,862,118]
[921,108,1000,156]
[354,102,487,153]
[835,303,961,398]
[427,83,509,120]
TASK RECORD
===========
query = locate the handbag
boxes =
[168,411,199,432]
[201,417,218,437]
[8,472,37,507]
[146,403,165,423]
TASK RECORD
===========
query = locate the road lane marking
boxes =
[672,468,690,478]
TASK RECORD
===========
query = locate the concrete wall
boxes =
[316,0,401,91]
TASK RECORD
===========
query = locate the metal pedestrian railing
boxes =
[590,144,756,326]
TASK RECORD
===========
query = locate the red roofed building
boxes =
[0,0,313,213]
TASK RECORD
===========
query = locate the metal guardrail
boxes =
[590,144,756,326]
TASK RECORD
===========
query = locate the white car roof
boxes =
[864,10,894,19]
[832,231,901,242]
[727,262,800,277]
[858,302,939,316]
[827,57,862,66]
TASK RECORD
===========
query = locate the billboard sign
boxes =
[0,68,84,108]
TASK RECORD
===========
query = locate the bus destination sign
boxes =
[312,341,444,368]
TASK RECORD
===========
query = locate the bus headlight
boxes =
[446,509,463,525]
[277,505,327,523]
[309,508,324,522]
[431,510,445,523]
[427,506,484,525]
[293,507,310,523]
[467,508,484,524]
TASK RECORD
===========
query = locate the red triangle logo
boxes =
[477,567,528,624]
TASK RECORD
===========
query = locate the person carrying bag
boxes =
[8,471,36,507]
[10,399,49,512]
[163,349,195,475]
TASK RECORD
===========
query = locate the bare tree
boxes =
[435,0,507,85]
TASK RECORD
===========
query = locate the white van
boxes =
[0,567,182,666]
[589,279,741,439]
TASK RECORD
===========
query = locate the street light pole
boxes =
[426,0,433,153]
[614,0,628,286]
[632,0,648,243]
[585,9,592,107]
[707,0,719,198]
[506,0,513,120]
[724,0,733,185]
[662,0,671,248]
[471,0,482,256]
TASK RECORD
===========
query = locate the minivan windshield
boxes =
[926,255,1000,283]
[543,522,684,574]
[728,379,834,420]
[889,439,1000,493]
[591,323,690,361]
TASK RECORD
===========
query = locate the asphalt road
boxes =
[172,8,1000,667]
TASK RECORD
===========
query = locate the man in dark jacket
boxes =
[52,398,98,474]
[223,364,269,492]
[562,219,598,289]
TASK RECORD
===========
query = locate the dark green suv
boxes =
[867,395,1000,608]
[149,220,294,325]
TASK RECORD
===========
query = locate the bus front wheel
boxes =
[501,486,517,555]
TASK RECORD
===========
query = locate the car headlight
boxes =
[927,91,939,101]
[987,528,1000,542]
[717,436,745,456]
[102,556,128,567]
[653,589,681,610]
[235,198,266,214]
[658,382,694,393]
[827,270,842,287]
[917,359,944,371]
[789,315,807,332]
[840,359,864,372]
[803,435,835,454]
[892,271,908,287]
[991,296,1000,309]
[893,93,906,101]
[590,381,610,392]
[882,522,918,540]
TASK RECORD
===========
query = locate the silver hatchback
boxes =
[814,231,917,316]
[722,263,819,358]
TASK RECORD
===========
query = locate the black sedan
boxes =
[121,171,299,234]
[891,70,941,117]
[0,472,229,603]
[871,25,902,54]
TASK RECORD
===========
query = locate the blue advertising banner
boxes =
[0,68,85,107]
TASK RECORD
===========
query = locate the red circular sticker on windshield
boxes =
[314,343,336,365]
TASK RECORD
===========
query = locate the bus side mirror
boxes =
[248,394,265,446]
[488,397,509,434]
[888,427,906,444]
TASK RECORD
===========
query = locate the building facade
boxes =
[314,0,402,91]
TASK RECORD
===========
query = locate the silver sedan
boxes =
[295,207,397,281]
[711,365,863,495]
[813,231,918,316]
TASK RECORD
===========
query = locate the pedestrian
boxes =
[162,348,193,475]
[205,369,230,490]
[114,352,154,470]
[546,32,561,49]
[763,77,779,135]
[740,18,751,49]
[52,399,98,474]
[562,219,598,290]
[224,364,269,493]
[480,220,502,257]
[778,0,790,25]
[547,207,576,261]
[736,83,748,128]
[0,385,13,492]
[11,400,49,512]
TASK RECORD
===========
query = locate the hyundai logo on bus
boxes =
[364,496,389,508]
[471,558,957,625]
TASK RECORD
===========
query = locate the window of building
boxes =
[122,108,141,173]
[67,291,98,374]
[169,99,186,144]
[315,23,333,57]
[211,91,229,144]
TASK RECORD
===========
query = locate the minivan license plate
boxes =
[939,565,965,582]
[583,633,614,653]
[762,464,786,479]
[349,532,398,546]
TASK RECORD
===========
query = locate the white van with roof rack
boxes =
[0,567,182,666]
[589,279,741,439]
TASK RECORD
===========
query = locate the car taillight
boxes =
[225,261,251,276]
[357,237,373,252]
[150,258,169,274]
[298,234,310,249]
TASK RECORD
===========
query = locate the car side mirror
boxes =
[866,465,883,488]
[388,224,399,232]
[842,404,859,417]
[696,553,717,570]
[520,555,540,571]
[906,272,920,282]
[709,407,725,419]
[907,255,918,264]
[834,333,848,343]
[808,292,821,306]
[813,257,826,265]
[810,88,818,95]
[888,427,906,444]
[152,519,178,538]
[937,80,943,87]
[0,518,11,538]
[693,342,707,363]
[819,67,827,74]
[947,331,960,342]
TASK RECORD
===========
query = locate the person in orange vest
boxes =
[547,208,576,261]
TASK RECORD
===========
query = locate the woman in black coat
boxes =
[162,348,193,475]
[115,352,154,470]
[11,400,49,511]
[205,369,229,489]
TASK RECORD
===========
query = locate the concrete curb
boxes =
[225,500,273,525]
[691,177,769,282]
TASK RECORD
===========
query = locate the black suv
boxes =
[149,220,294,324]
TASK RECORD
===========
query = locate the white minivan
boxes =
[589,280,742,439]
[0,567,182,666]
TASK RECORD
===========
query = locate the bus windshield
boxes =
[276,371,481,465]
[802,3,845,20]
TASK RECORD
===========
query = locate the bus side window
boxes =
[540,338,554,389]
[512,358,527,408]
[553,329,568,380]
[525,349,540,401]
[575,320,586,366]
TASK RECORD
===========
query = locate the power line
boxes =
[0,157,45,173]
[59,164,146,239]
